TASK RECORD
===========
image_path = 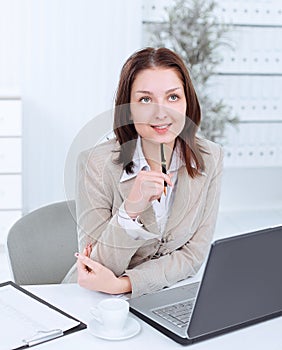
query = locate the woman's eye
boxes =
[140,97,151,104]
[169,94,179,101]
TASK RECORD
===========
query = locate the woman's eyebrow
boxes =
[135,90,153,95]
[165,87,182,94]
[134,87,182,95]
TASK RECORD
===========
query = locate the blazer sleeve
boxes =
[75,148,152,276]
[124,146,224,297]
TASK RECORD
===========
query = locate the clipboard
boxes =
[0,281,87,349]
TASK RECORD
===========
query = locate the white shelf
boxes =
[0,98,22,246]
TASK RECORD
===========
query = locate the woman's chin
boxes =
[142,135,176,147]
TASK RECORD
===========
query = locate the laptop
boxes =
[129,225,282,345]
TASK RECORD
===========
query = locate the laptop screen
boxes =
[188,226,282,339]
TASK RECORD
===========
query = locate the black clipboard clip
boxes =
[22,329,64,347]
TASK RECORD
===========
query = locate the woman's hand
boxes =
[125,170,173,218]
[75,247,132,294]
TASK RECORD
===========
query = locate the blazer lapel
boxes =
[165,167,207,233]
[165,167,191,233]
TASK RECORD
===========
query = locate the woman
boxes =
[64,47,223,298]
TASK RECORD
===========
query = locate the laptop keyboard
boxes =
[153,299,195,328]
[152,283,199,328]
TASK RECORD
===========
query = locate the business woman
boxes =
[63,47,223,298]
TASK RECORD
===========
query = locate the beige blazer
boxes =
[63,138,224,298]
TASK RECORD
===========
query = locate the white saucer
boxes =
[88,316,141,341]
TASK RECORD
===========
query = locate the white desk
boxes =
[25,283,282,350]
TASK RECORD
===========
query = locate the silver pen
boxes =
[22,329,64,346]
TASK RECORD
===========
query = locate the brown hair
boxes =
[113,47,205,177]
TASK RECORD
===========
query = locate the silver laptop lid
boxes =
[187,225,282,339]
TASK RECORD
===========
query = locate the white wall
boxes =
[0,1,21,95]
[0,0,143,213]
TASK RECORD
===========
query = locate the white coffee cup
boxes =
[90,298,129,335]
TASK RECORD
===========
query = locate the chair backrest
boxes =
[7,200,78,285]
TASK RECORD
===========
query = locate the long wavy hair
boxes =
[113,47,205,177]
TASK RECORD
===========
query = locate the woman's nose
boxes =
[155,103,168,120]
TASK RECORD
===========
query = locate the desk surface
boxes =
[24,283,282,350]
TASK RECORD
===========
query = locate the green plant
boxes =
[145,0,239,142]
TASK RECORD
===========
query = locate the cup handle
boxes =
[90,306,103,324]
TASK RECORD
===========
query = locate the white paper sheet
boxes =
[0,284,79,350]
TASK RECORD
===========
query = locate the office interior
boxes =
[0,0,282,281]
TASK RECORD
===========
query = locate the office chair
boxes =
[6,200,78,285]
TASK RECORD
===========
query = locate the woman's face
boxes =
[130,68,187,146]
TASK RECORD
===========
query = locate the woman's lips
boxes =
[151,123,172,134]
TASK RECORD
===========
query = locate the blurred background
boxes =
[0,0,281,280]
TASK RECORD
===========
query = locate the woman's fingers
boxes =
[85,243,92,257]
[139,170,173,187]
[125,169,174,217]
[75,253,102,272]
